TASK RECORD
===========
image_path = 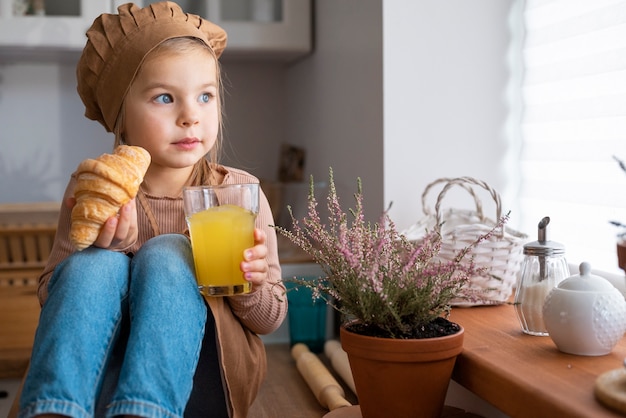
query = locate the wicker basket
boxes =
[402,177,527,306]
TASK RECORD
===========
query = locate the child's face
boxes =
[122,46,219,172]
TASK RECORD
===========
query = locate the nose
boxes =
[178,102,200,127]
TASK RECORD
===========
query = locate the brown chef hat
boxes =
[76,1,227,132]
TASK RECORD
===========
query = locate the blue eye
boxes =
[155,94,173,104]
[199,93,211,103]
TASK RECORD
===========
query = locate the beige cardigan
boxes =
[38,165,286,418]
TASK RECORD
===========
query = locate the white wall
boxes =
[282,0,521,234]
[0,1,521,237]
[284,1,385,219]
[214,61,288,181]
[0,59,111,203]
[383,0,521,232]
[0,59,290,203]
[382,2,514,416]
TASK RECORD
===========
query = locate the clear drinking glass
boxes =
[183,184,259,297]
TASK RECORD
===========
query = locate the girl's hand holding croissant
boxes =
[93,199,139,250]
[66,197,139,251]
[241,228,270,288]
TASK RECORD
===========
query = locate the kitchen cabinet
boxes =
[0,0,311,61]
[122,0,312,61]
[214,0,311,61]
[0,1,110,51]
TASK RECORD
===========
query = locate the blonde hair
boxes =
[113,37,224,186]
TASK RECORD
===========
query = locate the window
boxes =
[518,0,626,275]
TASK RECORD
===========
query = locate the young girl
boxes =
[18,2,286,418]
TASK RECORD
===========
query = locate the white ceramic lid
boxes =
[557,262,614,292]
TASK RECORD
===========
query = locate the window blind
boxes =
[520,0,626,274]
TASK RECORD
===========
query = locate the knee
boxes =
[135,234,192,263]
[131,234,195,284]
[48,247,130,297]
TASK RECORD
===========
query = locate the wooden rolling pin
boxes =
[291,343,352,411]
[324,340,356,394]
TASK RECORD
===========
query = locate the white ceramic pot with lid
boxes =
[542,262,626,356]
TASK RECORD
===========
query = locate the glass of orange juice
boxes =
[183,184,259,297]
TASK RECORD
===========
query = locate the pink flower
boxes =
[274,168,509,339]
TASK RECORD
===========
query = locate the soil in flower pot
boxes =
[340,318,464,418]
[346,317,461,339]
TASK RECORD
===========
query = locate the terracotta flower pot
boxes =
[340,323,464,418]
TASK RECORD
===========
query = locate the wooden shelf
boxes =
[0,287,39,379]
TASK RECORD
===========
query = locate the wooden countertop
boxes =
[449,303,626,418]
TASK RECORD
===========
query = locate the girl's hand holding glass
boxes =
[184,183,260,296]
[241,228,270,290]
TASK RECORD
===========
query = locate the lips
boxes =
[174,137,200,145]
[173,137,201,150]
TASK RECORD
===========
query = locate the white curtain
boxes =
[519,0,626,274]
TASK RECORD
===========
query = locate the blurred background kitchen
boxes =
[1,1,625,283]
[3,1,626,417]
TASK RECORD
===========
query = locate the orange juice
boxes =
[188,204,256,296]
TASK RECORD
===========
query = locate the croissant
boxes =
[70,145,151,251]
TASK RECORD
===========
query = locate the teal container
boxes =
[284,278,327,353]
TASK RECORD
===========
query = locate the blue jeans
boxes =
[19,234,224,418]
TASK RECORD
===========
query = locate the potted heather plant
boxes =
[274,168,508,418]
